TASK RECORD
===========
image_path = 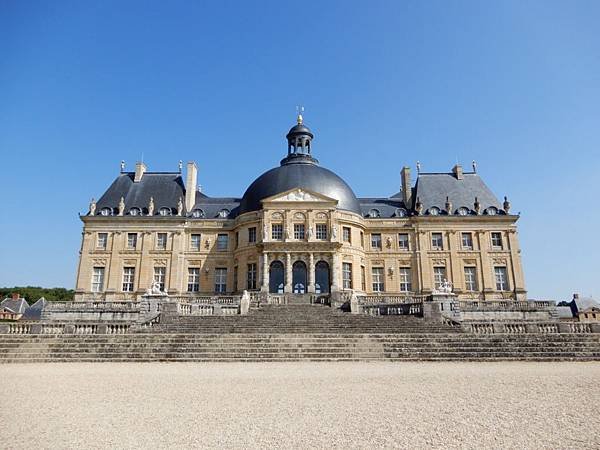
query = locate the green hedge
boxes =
[0,286,74,302]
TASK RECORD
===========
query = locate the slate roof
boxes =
[21,297,48,321]
[555,306,574,319]
[0,297,29,314]
[90,168,507,219]
[570,297,600,316]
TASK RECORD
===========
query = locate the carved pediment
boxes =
[262,188,338,204]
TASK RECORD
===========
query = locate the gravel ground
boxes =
[1,362,599,449]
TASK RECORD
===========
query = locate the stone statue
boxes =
[386,236,392,248]
[148,197,155,216]
[205,238,211,249]
[474,197,481,215]
[89,198,96,216]
[285,225,291,239]
[308,226,313,239]
[177,197,183,216]
[146,280,166,296]
[332,225,338,240]
[433,279,453,294]
[118,197,125,216]
[120,160,125,172]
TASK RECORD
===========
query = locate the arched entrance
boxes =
[315,260,330,294]
[292,261,307,293]
[269,261,284,293]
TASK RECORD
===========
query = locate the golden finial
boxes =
[296,105,304,124]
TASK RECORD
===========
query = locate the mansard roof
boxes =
[190,193,241,219]
[0,297,29,314]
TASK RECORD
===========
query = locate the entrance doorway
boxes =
[315,261,330,294]
[292,261,307,293]
[269,261,284,293]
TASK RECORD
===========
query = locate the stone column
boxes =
[261,253,269,292]
[308,253,315,293]
[331,253,340,292]
[285,253,292,293]
[477,230,494,300]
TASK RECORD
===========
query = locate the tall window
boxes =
[271,224,283,240]
[360,231,365,248]
[294,224,305,240]
[248,227,256,243]
[156,232,167,250]
[398,233,409,250]
[494,267,509,291]
[361,266,366,291]
[215,268,227,293]
[153,267,166,291]
[234,232,239,249]
[127,233,138,249]
[97,233,108,250]
[461,232,473,250]
[233,266,238,291]
[433,266,446,289]
[343,227,351,243]
[217,233,228,251]
[342,262,352,289]
[464,267,477,291]
[190,234,201,251]
[247,263,257,290]
[316,224,328,240]
[372,267,385,292]
[491,232,503,249]
[187,268,200,292]
[122,267,135,292]
[399,267,412,292]
[431,233,443,250]
[371,233,382,249]
[91,267,105,292]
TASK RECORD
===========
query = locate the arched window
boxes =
[159,207,171,216]
[428,207,440,216]
[100,207,112,216]
[485,207,498,216]
[269,261,285,294]
[395,208,407,217]
[315,261,330,294]
[368,209,380,218]
[456,207,470,216]
[191,209,205,218]
[218,209,230,218]
[129,207,141,216]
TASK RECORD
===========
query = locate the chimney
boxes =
[573,293,579,300]
[453,164,463,180]
[11,293,19,300]
[134,161,147,182]
[401,166,412,207]
[185,161,198,212]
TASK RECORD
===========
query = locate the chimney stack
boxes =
[11,293,19,300]
[401,166,412,207]
[134,162,147,182]
[185,161,198,212]
[453,164,463,180]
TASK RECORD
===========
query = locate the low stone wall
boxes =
[465,321,600,334]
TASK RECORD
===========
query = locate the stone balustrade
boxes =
[459,300,556,312]
[45,301,142,312]
[464,321,599,334]
[0,322,136,335]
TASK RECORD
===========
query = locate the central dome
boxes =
[239,117,361,215]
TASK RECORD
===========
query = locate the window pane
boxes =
[431,233,443,250]
[191,234,201,250]
[97,233,108,249]
[127,233,137,249]
[294,224,305,240]
[157,233,167,250]
[371,234,382,249]
[399,267,412,292]
[343,227,351,243]
[433,267,446,289]
[91,267,105,292]
[248,227,256,243]
[316,224,327,240]
[494,266,508,291]
[342,262,352,289]
[271,224,283,240]
[153,267,166,291]
[462,233,473,249]
[372,267,384,292]
[464,267,477,291]
[122,267,135,292]
[217,234,228,251]
[398,233,409,250]
[187,268,200,292]
[215,268,227,293]
[247,263,257,290]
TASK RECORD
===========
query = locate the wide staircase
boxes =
[0,305,599,362]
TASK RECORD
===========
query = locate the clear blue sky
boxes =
[1,0,599,300]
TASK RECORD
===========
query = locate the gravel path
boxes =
[1,362,599,449]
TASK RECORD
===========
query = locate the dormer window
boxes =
[159,207,171,216]
[457,207,470,216]
[129,207,141,216]
[368,209,380,218]
[191,209,205,218]
[395,208,407,217]
[428,207,440,216]
[100,207,112,216]
[485,207,498,216]
[218,209,230,218]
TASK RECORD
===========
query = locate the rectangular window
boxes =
[433,266,446,289]
[96,232,108,250]
[127,233,138,250]
[153,266,166,291]
[398,233,409,250]
[462,232,473,250]
[464,267,477,291]
[494,266,509,291]
[361,266,366,291]
[235,232,239,249]
[431,233,443,250]
[217,233,228,251]
[122,267,135,292]
[190,234,201,251]
[271,224,283,240]
[399,267,412,292]
[233,266,238,292]
[360,231,365,248]
[372,267,385,292]
[215,268,227,293]
[91,267,105,292]
[248,227,256,243]
[342,262,352,289]
[491,232,503,249]
[156,232,167,250]
[247,263,257,290]
[316,224,328,240]
[343,227,351,243]
[294,223,305,240]
[187,268,200,292]
[371,233,382,249]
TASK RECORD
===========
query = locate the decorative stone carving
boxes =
[293,212,306,220]
[92,258,107,266]
[148,197,155,216]
[315,212,327,220]
[89,198,96,216]
[433,259,446,266]
[332,225,338,240]
[271,212,283,220]
[308,226,313,239]
[493,258,507,265]
[263,224,268,240]
[433,279,453,294]
[154,259,168,266]
[118,197,125,216]
[146,281,167,296]
[385,236,392,248]
[177,197,183,216]
[205,238,211,249]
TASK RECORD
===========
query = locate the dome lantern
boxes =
[285,109,314,157]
